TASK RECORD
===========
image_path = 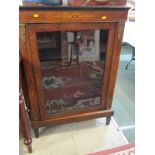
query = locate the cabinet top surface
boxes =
[19,5,130,11]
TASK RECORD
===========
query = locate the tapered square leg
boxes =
[33,128,39,138]
[106,116,111,125]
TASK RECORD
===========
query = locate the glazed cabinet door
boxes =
[27,23,116,120]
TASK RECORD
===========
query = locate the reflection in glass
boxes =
[36,30,108,115]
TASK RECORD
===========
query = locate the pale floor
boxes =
[112,44,135,143]
[20,118,127,155]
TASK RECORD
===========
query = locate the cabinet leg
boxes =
[33,128,39,138]
[106,116,111,125]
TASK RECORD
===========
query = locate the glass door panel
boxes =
[36,29,108,116]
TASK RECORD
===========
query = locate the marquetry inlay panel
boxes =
[53,12,95,21]
[20,24,26,43]
[118,21,125,40]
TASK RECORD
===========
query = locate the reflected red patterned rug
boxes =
[88,144,135,155]
[41,62,104,114]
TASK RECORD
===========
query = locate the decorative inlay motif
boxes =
[20,24,26,43]
[53,12,95,21]
[118,22,125,40]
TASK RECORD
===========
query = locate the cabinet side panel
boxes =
[27,25,47,120]
[105,21,125,109]
[20,24,40,121]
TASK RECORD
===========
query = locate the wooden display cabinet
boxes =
[19,5,129,138]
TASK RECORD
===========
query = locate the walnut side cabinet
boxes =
[19,6,129,138]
